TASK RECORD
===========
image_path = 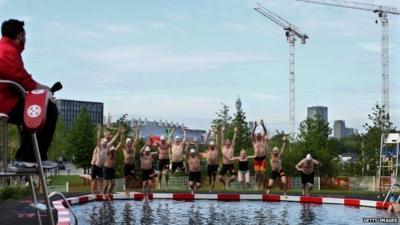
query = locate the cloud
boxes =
[99,24,136,34]
[103,94,223,120]
[356,42,398,53]
[48,21,102,38]
[357,42,380,53]
[76,45,274,74]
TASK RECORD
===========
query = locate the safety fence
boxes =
[47,175,321,193]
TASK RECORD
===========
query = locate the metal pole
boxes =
[1,115,8,173]
[378,133,384,191]
[379,12,389,116]
[31,132,55,225]
[29,176,42,225]
[288,33,296,136]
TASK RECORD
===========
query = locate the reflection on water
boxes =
[140,203,153,225]
[88,201,117,225]
[299,204,317,225]
[122,203,134,225]
[74,199,387,225]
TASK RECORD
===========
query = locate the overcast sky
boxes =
[1,0,399,133]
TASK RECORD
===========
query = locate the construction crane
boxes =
[254,3,308,135]
[297,0,400,118]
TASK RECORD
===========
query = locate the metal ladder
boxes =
[382,183,400,206]
[0,80,73,225]
[49,191,78,225]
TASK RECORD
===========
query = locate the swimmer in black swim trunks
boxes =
[219,126,238,189]
[266,135,288,196]
[186,140,201,194]
[140,141,158,202]
[122,126,140,197]
[204,128,219,192]
[295,154,321,196]
[170,127,187,173]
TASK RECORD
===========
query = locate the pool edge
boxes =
[52,193,391,225]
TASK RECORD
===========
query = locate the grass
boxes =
[48,175,91,192]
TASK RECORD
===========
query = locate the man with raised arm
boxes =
[252,120,268,190]
[122,127,140,197]
[156,131,173,190]
[186,140,201,194]
[266,135,288,196]
[219,126,238,189]
[140,141,158,202]
[92,125,120,195]
[170,127,187,173]
[295,154,322,196]
[103,127,124,200]
[205,128,219,192]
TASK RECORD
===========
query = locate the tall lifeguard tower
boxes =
[378,133,400,191]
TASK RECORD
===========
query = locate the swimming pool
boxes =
[70,199,395,225]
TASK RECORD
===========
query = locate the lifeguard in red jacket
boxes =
[0,19,58,168]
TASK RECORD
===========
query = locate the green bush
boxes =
[0,186,30,201]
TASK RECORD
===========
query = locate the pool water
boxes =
[72,200,396,225]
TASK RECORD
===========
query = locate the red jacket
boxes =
[0,37,37,113]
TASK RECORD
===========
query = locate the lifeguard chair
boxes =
[378,133,400,192]
[0,80,76,225]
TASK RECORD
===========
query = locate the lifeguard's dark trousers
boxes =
[7,98,58,162]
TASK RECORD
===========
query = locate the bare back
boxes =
[188,155,200,172]
[91,147,98,165]
[298,159,315,175]
[158,142,170,160]
[270,153,282,171]
[95,145,109,167]
[141,153,153,170]
[253,140,266,157]
[104,151,117,168]
[171,143,184,162]
[124,146,136,164]
[207,149,218,165]
[222,146,234,165]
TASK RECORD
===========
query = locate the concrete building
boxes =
[334,120,346,139]
[333,120,357,139]
[307,106,328,123]
[130,118,206,143]
[345,128,357,136]
[55,99,103,129]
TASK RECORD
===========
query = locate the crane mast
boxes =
[254,3,308,135]
[297,0,400,118]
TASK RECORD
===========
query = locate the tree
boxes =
[6,124,19,161]
[232,108,252,155]
[361,104,396,176]
[212,103,232,129]
[66,108,96,173]
[211,103,233,146]
[48,118,68,161]
[294,115,339,177]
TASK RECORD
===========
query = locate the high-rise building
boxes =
[334,120,346,139]
[307,106,328,123]
[345,128,357,137]
[333,119,357,139]
[55,99,103,129]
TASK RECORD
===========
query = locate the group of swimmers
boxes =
[85,120,322,201]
